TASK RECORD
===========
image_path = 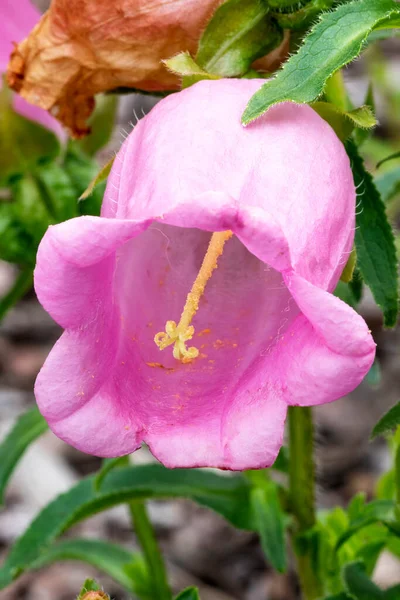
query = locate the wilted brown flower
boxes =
[7,0,226,137]
[7,0,289,138]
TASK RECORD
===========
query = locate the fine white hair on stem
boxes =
[355,197,363,209]
[132,108,140,125]
[355,178,365,191]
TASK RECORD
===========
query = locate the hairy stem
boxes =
[288,406,322,600]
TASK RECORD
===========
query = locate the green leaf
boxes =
[357,541,386,576]
[342,560,384,599]
[175,588,200,600]
[80,157,114,200]
[77,94,118,157]
[0,407,48,505]
[123,554,153,600]
[77,578,109,599]
[372,402,400,439]
[162,52,219,87]
[250,485,287,572]
[346,141,398,328]
[385,585,400,600]
[334,280,358,308]
[0,465,252,588]
[63,143,105,216]
[335,500,395,550]
[354,84,375,147]
[312,102,354,142]
[33,539,138,594]
[311,102,378,143]
[9,174,53,246]
[323,594,352,600]
[34,163,79,222]
[77,578,101,598]
[376,469,396,501]
[196,0,283,76]
[375,168,400,204]
[0,86,61,184]
[377,151,400,169]
[242,0,400,124]
[347,493,367,522]
[0,204,36,266]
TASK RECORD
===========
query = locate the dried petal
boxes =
[6,0,288,137]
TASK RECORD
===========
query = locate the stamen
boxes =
[154,230,233,362]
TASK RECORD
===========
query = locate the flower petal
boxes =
[104,80,355,290]
[279,272,376,406]
[34,216,147,328]
[146,382,287,470]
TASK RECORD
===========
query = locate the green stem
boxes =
[288,406,322,600]
[324,70,350,111]
[0,267,33,322]
[128,500,172,600]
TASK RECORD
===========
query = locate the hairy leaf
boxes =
[346,141,398,328]
[242,0,400,124]
[0,465,252,588]
[0,407,48,505]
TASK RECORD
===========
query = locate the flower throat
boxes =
[154,230,233,363]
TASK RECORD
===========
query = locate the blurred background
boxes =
[0,2,400,599]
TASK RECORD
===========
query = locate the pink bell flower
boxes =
[1,0,64,138]
[34,79,375,470]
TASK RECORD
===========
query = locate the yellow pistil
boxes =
[154,230,233,362]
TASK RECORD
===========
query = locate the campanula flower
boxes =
[34,79,375,470]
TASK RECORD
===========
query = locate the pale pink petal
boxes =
[34,79,374,469]
[279,272,376,406]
